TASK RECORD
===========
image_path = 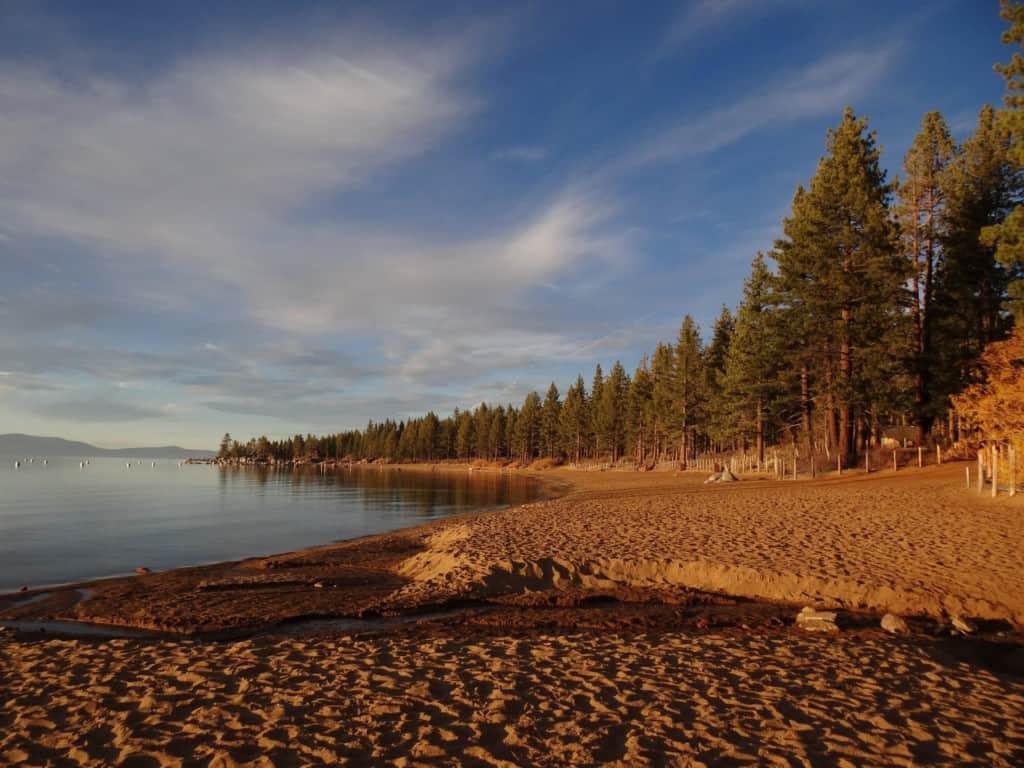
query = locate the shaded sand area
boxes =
[3,462,1024,765]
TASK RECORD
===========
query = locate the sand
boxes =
[392,464,1024,625]
[2,626,1023,766]
[2,462,1023,765]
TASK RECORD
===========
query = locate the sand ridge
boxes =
[389,465,1024,625]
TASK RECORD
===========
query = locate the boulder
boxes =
[796,606,838,632]
[880,613,909,634]
[718,468,738,482]
[703,472,722,484]
[135,567,151,575]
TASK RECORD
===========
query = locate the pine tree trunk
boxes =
[800,366,813,452]
[756,396,764,466]
[839,305,853,460]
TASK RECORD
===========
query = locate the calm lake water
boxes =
[0,457,542,592]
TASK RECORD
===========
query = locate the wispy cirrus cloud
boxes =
[656,0,807,57]
[0,18,638,433]
[616,46,897,172]
[0,31,476,260]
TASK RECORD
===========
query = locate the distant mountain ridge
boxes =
[0,434,215,460]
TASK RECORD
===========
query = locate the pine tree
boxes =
[703,306,735,449]
[627,359,654,466]
[675,315,705,465]
[773,108,907,461]
[541,383,562,459]
[515,392,541,465]
[897,111,955,440]
[590,364,604,458]
[455,410,475,459]
[595,362,629,463]
[422,412,440,460]
[723,254,781,464]
[559,376,587,464]
[474,403,491,460]
[983,0,1024,319]
[650,342,675,461]
[489,407,506,461]
[936,105,1018,413]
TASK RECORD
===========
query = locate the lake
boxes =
[0,457,543,592]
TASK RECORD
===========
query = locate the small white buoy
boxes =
[79,461,85,468]
[151,461,156,467]
[14,460,21,468]
[126,462,131,469]
[43,459,47,465]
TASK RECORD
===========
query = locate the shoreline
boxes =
[3,461,1023,636]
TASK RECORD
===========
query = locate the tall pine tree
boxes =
[774,108,907,461]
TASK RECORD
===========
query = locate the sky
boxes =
[0,0,1011,449]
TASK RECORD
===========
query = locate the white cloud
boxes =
[0,27,628,357]
[0,34,472,258]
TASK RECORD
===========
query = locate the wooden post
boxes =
[937,445,942,465]
[993,444,999,499]
[837,455,842,475]
[811,454,816,478]
[1011,445,1017,498]
[978,450,984,495]
[966,465,971,489]
[793,457,797,481]
[893,450,898,472]
[865,451,870,474]
[918,447,923,468]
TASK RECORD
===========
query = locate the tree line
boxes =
[220,3,1024,470]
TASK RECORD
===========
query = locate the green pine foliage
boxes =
[773,108,909,460]
[983,1,1024,318]
[722,254,783,464]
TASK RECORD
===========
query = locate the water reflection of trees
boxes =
[217,464,541,517]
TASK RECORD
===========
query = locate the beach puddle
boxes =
[1,606,480,642]
[270,606,480,637]
[0,619,162,639]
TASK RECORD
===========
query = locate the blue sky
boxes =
[0,0,1010,449]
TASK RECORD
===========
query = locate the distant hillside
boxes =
[0,434,215,460]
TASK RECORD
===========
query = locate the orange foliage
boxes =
[952,327,1024,443]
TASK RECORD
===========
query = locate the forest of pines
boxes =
[221,4,1024,471]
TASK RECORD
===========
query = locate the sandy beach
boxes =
[3,463,1024,765]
